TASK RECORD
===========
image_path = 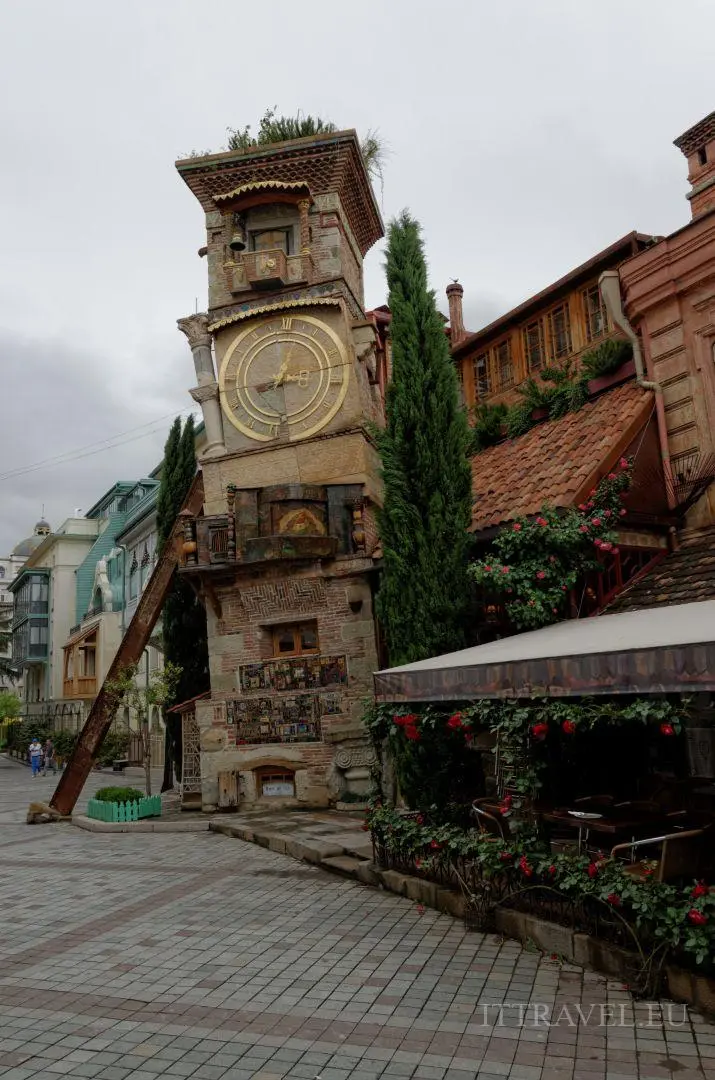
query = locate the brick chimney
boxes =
[446,281,466,346]
[674,111,715,220]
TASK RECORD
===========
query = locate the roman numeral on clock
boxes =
[281,316,293,330]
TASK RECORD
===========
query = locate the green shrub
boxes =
[94,786,144,804]
[581,338,632,380]
[96,731,129,767]
[468,402,507,454]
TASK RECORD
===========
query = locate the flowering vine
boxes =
[469,458,632,629]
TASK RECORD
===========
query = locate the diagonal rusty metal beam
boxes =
[48,474,204,817]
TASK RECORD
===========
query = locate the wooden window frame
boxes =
[582,283,609,343]
[249,227,292,256]
[523,319,545,373]
[472,353,491,401]
[547,303,572,361]
[270,620,319,658]
[493,338,514,392]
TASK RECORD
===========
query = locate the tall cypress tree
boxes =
[157,415,210,788]
[375,211,473,666]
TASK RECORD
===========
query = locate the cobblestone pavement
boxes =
[1,755,715,1080]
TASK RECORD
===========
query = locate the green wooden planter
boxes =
[86,795,162,823]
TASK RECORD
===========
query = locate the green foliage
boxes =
[156,415,209,782]
[472,342,633,456]
[581,338,633,381]
[468,402,507,453]
[226,108,386,186]
[368,694,688,814]
[469,459,632,629]
[96,730,129,767]
[368,803,715,972]
[94,786,144,804]
[0,690,21,720]
[375,211,473,666]
[504,401,534,439]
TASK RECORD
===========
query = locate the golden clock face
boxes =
[219,313,350,442]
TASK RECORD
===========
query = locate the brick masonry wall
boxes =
[196,558,379,812]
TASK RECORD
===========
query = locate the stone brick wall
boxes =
[196,558,379,812]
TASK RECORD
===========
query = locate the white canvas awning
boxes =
[374,599,715,702]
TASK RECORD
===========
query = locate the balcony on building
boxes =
[211,180,314,297]
[179,483,371,575]
[10,569,49,667]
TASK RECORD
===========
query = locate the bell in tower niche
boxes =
[229,213,247,252]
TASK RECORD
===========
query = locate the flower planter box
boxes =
[86,795,162,823]
[586,358,635,396]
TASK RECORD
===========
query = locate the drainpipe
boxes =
[599,271,676,513]
[598,272,661,392]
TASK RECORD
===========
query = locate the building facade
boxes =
[175,130,387,811]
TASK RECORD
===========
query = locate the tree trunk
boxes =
[161,720,174,793]
[142,721,152,796]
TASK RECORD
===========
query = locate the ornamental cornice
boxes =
[208,296,342,333]
[177,313,211,349]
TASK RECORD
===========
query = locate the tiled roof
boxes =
[607,528,715,613]
[471,381,653,532]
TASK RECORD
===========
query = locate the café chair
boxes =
[610,824,711,883]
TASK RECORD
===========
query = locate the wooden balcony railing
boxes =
[63,676,97,699]
[229,250,310,293]
[182,514,338,572]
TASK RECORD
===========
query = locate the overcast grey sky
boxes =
[0,0,712,554]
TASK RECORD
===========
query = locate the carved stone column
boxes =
[298,198,312,283]
[177,313,226,458]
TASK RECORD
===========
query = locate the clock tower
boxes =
[175,130,386,812]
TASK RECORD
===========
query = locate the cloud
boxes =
[0,330,190,553]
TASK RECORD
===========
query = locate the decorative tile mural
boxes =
[238,654,348,693]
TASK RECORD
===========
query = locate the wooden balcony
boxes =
[63,676,97,699]
[183,514,338,572]
[229,249,310,293]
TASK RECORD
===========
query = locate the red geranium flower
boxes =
[619,458,629,469]
[607,893,621,907]
[513,523,522,532]
[430,840,441,851]
[501,565,510,574]
[579,525,589,533]
[536,517,548,527]
[416,814,424,825]
[484,565,492,572]
[446,713,464,730]
[536,570,546,580]
[591,517,602,526]
[499,851,513,862]
[416,903,425,914]
[414,857,422,869]
[562,720,576,735]
[587,862,599,879]
[531,722,549,740]
[604,509,612,518]
[578,503,587,511]
[691,881,708,899]
[688,909,708,926]
[619,508,627,516]
[404,726,421,741]
[548,864,556,876]
[608,473,617,481]
[660,723,675,737]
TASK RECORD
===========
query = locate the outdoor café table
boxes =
[542,807,670,855]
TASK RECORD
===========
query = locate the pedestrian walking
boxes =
[42,737,56,776]
[29,738,43,778]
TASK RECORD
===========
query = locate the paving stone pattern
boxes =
[2,756,715,1080]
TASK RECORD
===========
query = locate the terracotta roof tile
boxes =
[607,528,715,613]
[471,382,653,532]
